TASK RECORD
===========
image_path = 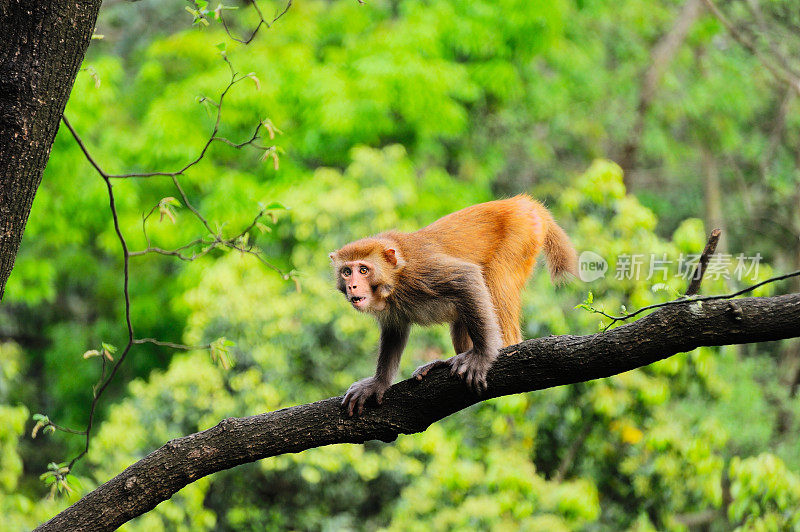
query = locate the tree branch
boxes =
[703,0,800,95]
[218,0,293,45]
[36,292,800,531]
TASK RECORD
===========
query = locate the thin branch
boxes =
[619,0,704,178]
[61,116,136,471]
[61,116,109,179]
[44,423,87,436]
[133,338,211,351]
[130,200,285,275]
[588,268,800,329]
[673,509,723,528]
[742,0,800,81]
[107,58,272,180]
[218,0,293,45]
[703,0,800,95]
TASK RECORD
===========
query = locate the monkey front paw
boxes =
[342,377,389,417]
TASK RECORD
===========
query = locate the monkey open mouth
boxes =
[350,296,366,307]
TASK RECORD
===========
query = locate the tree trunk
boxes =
[36,292,800,531]
[619,0,704,188]
[0,0,103,299]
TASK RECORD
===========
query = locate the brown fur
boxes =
[331,195,577,416]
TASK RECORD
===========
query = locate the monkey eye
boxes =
[342,267,352,277]
[359,265,369,275]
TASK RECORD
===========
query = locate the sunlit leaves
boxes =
[257,145,282,170]
[728,454,800,529]
[185,2,211,27]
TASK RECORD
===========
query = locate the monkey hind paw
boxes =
[412,360,448,381]
[413,353,490,395]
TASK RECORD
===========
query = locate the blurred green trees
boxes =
[1,0,798,529]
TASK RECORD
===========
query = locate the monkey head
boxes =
[329,238,404,313]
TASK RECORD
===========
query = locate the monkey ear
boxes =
[383,248,404,268]
[328,252,337,263]
[383,248,398,266]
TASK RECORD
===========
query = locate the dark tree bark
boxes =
[0,0,103,299]
[37,292,800,531]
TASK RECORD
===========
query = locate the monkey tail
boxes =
[542,216,578,284]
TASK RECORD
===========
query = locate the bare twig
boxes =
[581,230,800,330]
[61,116,135,470]
[218,0,293,45]
[587,268,800,330]
[133,338,211,351]
[107,58,273,180]
[685,228,722,296]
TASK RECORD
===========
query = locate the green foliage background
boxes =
[1,0,799,530]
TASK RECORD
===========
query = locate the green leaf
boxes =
[101,342,117,353]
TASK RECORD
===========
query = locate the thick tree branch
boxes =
[37,292,800,531]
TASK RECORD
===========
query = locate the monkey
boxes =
[330,194,578,416]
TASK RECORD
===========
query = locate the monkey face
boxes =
[338,260,385,312]
[330,238,403,314]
